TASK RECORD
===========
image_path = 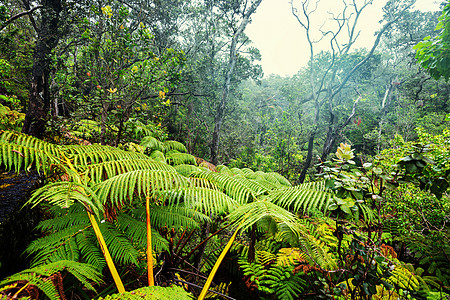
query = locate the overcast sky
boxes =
[245,0,442,77]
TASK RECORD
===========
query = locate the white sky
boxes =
[245,0,442,77]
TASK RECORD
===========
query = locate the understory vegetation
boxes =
[0,0,449,299]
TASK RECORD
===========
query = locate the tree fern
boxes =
[27,181,102,217]
[191,169,258,204]
[161,187,239,215]
[174,164,202,177]
[163,140,187,153]
[166,152,197,166]
[227,199,301,233]
[270,181,333,214]
[82,158,176,184]
[0,260,103,299]
[94,170,189,208]
[140,136,165,152]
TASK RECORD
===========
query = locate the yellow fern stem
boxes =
[146,196,155,286]
[88,212,125,293]
[62,154,125,293]
[198,228,240,300]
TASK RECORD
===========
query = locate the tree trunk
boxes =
[22,0,62,137]
[209,0,262,165]
[299,131,315,184]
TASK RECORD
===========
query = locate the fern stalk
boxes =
[146,196,155,286]
[198,227,240,300]
[63,154,125,293]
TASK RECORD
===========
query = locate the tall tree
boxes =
[21,0,61,137]
[291,0,415,183]
[209,0,263,165]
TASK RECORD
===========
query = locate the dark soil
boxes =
[0,171,42,278]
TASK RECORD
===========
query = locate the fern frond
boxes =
[140,136,165,152]
[149,150,166,163]
[166,152,197,166]
[163,140,187,153]
[0,142,58,174]
[174,164,201,177]
[145,205,209,230]
[268,172,292,187]
[270,182,332,214]
[69,147,150,166]
[99,222,140,266]
[27,181,102,217]
[276,248,306,266]
[191,169,257,204]
[227,199,300,233]
[94,170,189,208]
[83,158,175,184]
[0,260,103,298]
[161,187,239,215]
[115,212,169,252]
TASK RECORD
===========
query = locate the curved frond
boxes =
[227,199,300,233]
[166,152,197,166]
[174,164,201,177]
[99,222,140,266]
[115,212,169,252]
[27,181,102,217]
[140,136,165,152]
[268,172,292,187]
[163,140,187,153]
[68,147,150,166]
[191,169,258,204]
[83,158,175,184]
[161,187,239,215]
[95,170,189,208]
[270,182,332,214]
[150,150,166,163]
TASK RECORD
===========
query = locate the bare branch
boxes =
[0,5,43,31]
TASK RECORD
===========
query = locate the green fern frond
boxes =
[166,152,197,166]
[257,250,277,265]
[96,285,193,299]
[27,181,102,217]
[83,158,175,184]
[94,170,189,208]
[76,229,107,270]
[276,248,306,266]
[163,140,187,153]
[140,136,165,152]
[234,175,270,195]
[0,260,103,299]
[149,150,166,163]
[115,212,169,252]
[216,165,233,176]
[27,223,90,266]
[270,182,332,214]
[191,170,257,204]
[145,205,209,230]
[0,142,58,174]
[230,167,244,175]
[69,147,150,166]
[174,164,201,177]
[99,222,140,266]
[227,199,300,233]
[268,172,292,186]
[161,187,239,215]
[0,130,61,156]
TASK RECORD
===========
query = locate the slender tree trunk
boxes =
[100,102,108,145]
[299,131,315,183]
[22,0,62,137]
[209,0,262,165]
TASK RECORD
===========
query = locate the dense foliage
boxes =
[0,0,449,299]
